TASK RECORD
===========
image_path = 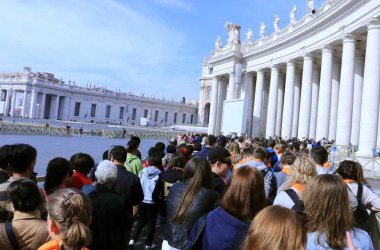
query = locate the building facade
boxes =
[199,0,380,156]
[0,67,198,126]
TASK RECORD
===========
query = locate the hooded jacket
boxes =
[139,166,161,204]
[236,161,275,199]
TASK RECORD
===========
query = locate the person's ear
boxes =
[49,219,60,235]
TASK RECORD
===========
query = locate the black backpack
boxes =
[284,189,305,213]
[351,183,370,231]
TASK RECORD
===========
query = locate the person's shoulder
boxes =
[351,227,371,240]
[37,240,60,250]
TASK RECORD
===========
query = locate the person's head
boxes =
[253,147,267,162]
[167,153,187,170]
[222,166,266,221]
[229,142,240,156]
[95,160,117,188]
[169,137,177,146]
[155,142,166,154]
[109,145,127,164]
[173,157,213,223]
[102,150,108,160]
[177,144,192,160]
[166,144,176,154]
[7,144,37,175]
[303,174,352,249]
[205,134,216,147]
[243,205,307,250]
[44,157,72,195]
[241,146,254,161]
[130,136,141,146]
[70,153,94,175]
[147,147,162,167]
[0,145,11,170]
[274,144,286,155]
[208,147,231,179]
[238,136,244,143]
[192,141,202,152]
[355,162,368,185]
[47,188,92,250]
[284,157,317,189]
[337,160,361,182]
[8,179,42,212]
[217,135,227,148]
[281,151,297,167]
[268,139,276,148]
[310,146,328,166]
[126,139,139,154]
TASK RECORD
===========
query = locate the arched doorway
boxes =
[203,103,210,125]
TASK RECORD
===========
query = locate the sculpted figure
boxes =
[260,22,266,39]
[307,0,314,14]
[290,5,296,25]
[215,36,222,50]
[246,28,253,44]
[274,15,280,32]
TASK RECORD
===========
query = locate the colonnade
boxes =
[208,18,380,155]
[1,88,65,120]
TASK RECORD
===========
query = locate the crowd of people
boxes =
[0,133,378,250]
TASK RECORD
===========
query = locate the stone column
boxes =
[316,45,334,140]
[226,72,235,100]
[197,88,204,125]
[309,66,320,139]
[252,70,265,137]
[4,89,12,116]
[266,66,280,138]
[275,73,284,137]
[351,49,365,146]
[10,90,17,117]
[336,35,356,145]
[208,77,219,135]
[358,19,380,155]
[22,90,28,118]
[292,72,301,138]
[29,90,37,119]
[298,54,314,138]
[215,80,227,135]
[329,58,341,140]
[281,60,296,139]
[261,76,270,136]
[55,95,60,120]
[241,72,254,136]
[40,93,46,119]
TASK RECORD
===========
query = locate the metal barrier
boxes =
[325,144,380,179]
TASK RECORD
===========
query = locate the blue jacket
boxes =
[192,206,249,250]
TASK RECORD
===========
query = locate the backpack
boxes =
[163,180,179,201]
[351,183,370,231]
[261,168,277,204]
[284,189,305,213]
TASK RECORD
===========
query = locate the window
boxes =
[105,105,111,119]
[182,114,186,124]
[190,114,194,124]
[144,109,148,118]
[154,111,159,122]
[174,113,177,123]
[132,108,137,120]
[164,112,168,123]
[74,102,80,116]
[90,104,96,117]
[119,107,124,119]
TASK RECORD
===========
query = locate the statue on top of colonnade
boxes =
[245,28,253,44]
[273,15,280,33]
[307,0,315,14]
[225,21,241,46]
[260,22,266,39]
[290,5,297,25]
[214,36,222,50]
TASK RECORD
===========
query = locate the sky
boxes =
[0,0,324,101]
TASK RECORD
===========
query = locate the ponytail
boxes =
[48,189,92,250]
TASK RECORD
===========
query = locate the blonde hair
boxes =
[303,174,352,249]
[284,157,317,190]
[243,205,306,250]
[48,188,92,250]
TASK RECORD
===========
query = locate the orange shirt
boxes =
[38,240,89,250]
